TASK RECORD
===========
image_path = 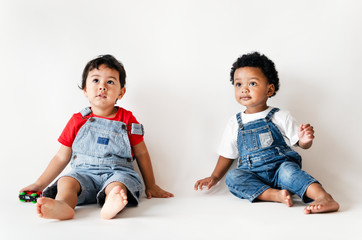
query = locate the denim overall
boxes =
[225,108,318,203]
[43,107,144,206]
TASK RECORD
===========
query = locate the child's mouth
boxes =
[97,94,107,98]
[241,96,251,100]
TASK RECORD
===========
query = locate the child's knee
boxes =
[225,169,238,183]
[225,169,247,187]
[58,176,81,192]
[278,161,300,179]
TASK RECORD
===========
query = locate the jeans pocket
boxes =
[259,131,273,148]
[242,125,273,151]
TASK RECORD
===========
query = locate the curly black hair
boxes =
[230,52,279,97]
[81,54,126,90]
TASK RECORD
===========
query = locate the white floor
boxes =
[2,1,362,239]
[3,181,361,240]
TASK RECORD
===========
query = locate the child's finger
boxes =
[194,181,199,190]
[304,126,314,135]
[207,180,215,190]
[195,180,204,190]
[199,181,207,190]
[194,180,202,190]
[303,124,314,132]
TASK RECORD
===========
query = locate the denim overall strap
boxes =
[265,108,279,122]
[236,112,243,129]
[80,107,92,117]
[79,107,144,136]
[130,123,144,136]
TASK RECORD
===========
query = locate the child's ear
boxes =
[83,88,88,97]
[118,87,126,100]
[267,84,275,97]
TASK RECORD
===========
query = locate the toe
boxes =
[304,208,311,214]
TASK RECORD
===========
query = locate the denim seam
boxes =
[300,179,319,203]
[225,179,252,200]
[249,185,270,202]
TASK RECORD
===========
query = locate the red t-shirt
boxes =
[58,107,144,155]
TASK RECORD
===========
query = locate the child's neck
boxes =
[91,106,118,118]
[244,105,269,114]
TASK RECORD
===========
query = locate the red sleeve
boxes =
[58,114,87,147]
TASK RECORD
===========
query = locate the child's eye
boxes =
[107,80,115,85]
[92,79,99,83]
[235,83,242,87]
[249,82,257,87]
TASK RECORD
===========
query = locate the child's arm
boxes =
[20,145,72,192]
[298,124,315,149]
[194,156,234,191]
[133,140,174,199]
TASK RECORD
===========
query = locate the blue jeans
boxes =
[226,160,317,202]
[44,158,143,206]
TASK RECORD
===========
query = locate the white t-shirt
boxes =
[217,107,300,160]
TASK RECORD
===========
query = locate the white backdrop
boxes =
[1,0,361,238]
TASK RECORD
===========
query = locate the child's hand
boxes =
[298,124,315,149]
[145,184,174,199]
[20,183,44,193]
[194,176,219,191]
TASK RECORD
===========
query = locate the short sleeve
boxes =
[58,114,84,147]
[284,112,300,146]
[273,110,300,147]
[217,116,238,160]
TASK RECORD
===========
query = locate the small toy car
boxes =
[19,191,42,203]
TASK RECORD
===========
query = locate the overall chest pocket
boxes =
[73,125,132,159]
[241,125,274,151]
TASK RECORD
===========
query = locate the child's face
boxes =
[83,64,125,111]
[233,67,275,114]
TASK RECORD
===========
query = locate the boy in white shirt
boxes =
[194,52,339,214]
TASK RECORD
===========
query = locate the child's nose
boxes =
[241,87,249,93]
[99,87,106,91]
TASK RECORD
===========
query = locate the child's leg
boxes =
[36,176,80,220]
[226,168,272,202]
[303,183,339,214]
[100,182,128,219]
[276,161,339,213]
[257,188,293,207]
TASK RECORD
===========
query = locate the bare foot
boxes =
[36,197,75,220]
[258,188,293,207]
[277,190,294,207]
[100,186,128,219]
[304,194,339,214]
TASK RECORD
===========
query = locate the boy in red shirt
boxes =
[21,55,173,220]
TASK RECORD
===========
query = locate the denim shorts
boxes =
[43,162,144,207]
[225,160,318,203]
